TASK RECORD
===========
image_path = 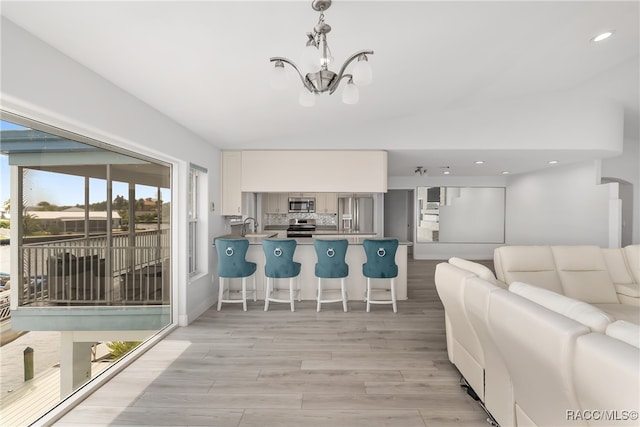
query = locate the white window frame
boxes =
[188,164,207,275]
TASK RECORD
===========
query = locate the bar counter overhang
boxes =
[214,236,411,301]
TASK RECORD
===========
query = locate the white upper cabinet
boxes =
[241,151,387,193]
[316,193,337,214]
[265,193,288,213]
[221,151,242,215]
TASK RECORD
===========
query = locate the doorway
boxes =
[384,190,414,255]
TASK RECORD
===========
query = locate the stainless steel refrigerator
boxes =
[338,195,374,232]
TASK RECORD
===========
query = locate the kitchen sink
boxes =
[243,233,278,238]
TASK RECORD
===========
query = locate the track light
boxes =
[414,166,425,176]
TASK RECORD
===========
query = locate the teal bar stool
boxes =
[262,239,302,312]
[362,238,399,313]
[214,238,257,311]
[314,239,349,312]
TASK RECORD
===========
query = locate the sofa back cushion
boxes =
[494,246,564,294]
[602,248,635,285]
[606,320,640,348]
[624,244,640,283]
[573,333,640,421]
[434,263,486,400]
[551,245,619,304]
[509,282,614,333]
[448,257,497,285]
[488,290,589,427]
[464,278,515,427]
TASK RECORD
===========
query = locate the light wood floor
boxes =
[54,259,491,427]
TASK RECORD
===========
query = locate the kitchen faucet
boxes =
[241,217,258,236]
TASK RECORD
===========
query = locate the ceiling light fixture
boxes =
[270,0,374,107]
[591,31,615,43]
[474,160,485,164]
[501,171,510,175]
[443,171,451,175]
[548,160,559,165]
[414,166,426,176]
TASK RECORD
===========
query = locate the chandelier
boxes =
[270,0,374,107]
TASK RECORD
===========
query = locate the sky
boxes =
[1,120,170,209]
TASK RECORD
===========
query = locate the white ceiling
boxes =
[2,1,639,177]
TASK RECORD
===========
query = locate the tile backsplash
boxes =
[265,213,337,226]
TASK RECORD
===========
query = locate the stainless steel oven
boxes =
[288,197,315,213]
[287,219,316,238]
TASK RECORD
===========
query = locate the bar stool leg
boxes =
[366,278,372,313]
[217,277,225,311]
[391,278,397,313]
[242,277,247,312]
[341,278,348,312]
[297,277,302,302]
[264,277,271,311]
[290,278,295,312]
[317,277,322,312]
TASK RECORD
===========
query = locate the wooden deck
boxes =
[51,259,491,427]
[1,363,111,427]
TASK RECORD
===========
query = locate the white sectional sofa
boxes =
[493,245,640,323]
[434,248,640,427]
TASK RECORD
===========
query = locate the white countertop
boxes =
[215,234,412,246]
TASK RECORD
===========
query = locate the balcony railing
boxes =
[19,229,170,307]
[0,292,10,322]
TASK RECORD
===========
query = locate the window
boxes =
[188,164,207,275]
[1,112,173,425]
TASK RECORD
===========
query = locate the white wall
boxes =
[505,161,614,247]
[1,18,223,325]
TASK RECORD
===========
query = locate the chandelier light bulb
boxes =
[352,55,373,86]
[270,61,288,90]
[320,54,334,67]
[342,79,359,105]
[299,88,316,107]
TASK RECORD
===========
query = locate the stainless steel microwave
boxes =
[288,198,315,213]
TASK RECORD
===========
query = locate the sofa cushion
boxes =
[448,257,498,285]
[602,248,635,285]
[605,320,640,348]
[434,263,485,400]
[494,246,564,294]
[509,281,614,333]
[488,290,589,427]
[615,283,640,298]
[573,333,640,424]
[593,303,640,325]
[551,245,619,304]
[624,244,640,283]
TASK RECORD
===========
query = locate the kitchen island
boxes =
[214,235,410,302]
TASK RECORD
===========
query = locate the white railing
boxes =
[19,229,170,306]
[0,291,10,322]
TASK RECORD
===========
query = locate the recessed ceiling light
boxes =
[501,171,510,175]
[591,31,615,43]
[443,171,451,175]
[548,160,559,165]
[474,160,485,164]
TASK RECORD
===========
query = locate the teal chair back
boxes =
[262,239,301,278]
[314,239,349,278]
[215,238,257,278]
[362,238,399,279]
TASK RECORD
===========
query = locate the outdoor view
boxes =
[0,117,172,425]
